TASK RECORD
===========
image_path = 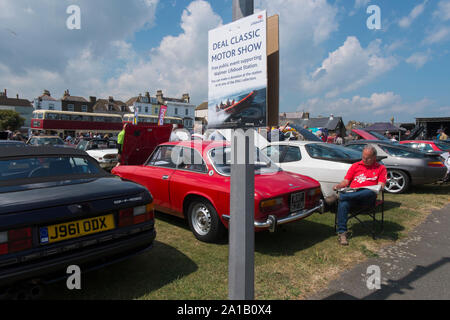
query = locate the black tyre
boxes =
[385,169,410,194]
[187,199,226,243]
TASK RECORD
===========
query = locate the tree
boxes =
[0,110,25,131]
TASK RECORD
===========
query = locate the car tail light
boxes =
[0,228,33,256]
[428,161,445,168]
[118,203,154,228]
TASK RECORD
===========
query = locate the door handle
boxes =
[162,175,169,180]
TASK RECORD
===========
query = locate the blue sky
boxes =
[0,0,449,123]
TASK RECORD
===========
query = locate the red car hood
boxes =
[254,171,319,198]
[352,129,378,140]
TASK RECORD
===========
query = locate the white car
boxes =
[261,141,362,200]
[76,139,119,170]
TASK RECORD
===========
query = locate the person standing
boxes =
[335,134,344,145]
[116,123,128,167]
[438,129,448,141]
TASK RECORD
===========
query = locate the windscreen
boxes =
[305,143,362,160]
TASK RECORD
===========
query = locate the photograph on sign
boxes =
[208,11,268,129]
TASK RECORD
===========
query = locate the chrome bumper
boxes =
[222,200,325,233]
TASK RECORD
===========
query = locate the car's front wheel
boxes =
[385,169,410,194]
[187,199,226,243]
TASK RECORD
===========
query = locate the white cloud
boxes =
[298,92,433,121]
[0,0,158,74]
[104,0,223,102]
[0,0,340,107]
[0,0,159,100]
[406,51,431,69]
[424,26,450,44]
[256,0,338,46]
[107,0,339,103]
[301,36,397,98]
[354,0,370,9]
[398,0,428,28]
[434,0,450,21]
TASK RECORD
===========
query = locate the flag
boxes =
[158,105,168,126]
[133,107,138,125]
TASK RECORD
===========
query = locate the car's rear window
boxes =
[379,145,425,158]
[0,156,102,183]
[29,137,64,146]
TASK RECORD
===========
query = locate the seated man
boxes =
[333,145,387,246]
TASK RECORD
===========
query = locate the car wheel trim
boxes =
[191,204,212,236]
[385,170,406,193]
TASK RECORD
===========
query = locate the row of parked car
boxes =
[4,135,120,171]
[0,127,448,298]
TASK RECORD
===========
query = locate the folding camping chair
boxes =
[334,190,385,240]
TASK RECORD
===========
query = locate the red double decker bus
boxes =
[31,110,123,137]
[122,114,183,126]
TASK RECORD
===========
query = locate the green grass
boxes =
[43,184,450,300]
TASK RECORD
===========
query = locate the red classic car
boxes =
[112,141,324,243]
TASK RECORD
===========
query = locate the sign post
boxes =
[229,0,255,301]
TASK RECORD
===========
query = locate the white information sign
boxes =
[208,11,268,129]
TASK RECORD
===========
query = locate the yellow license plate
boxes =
[40,214,115,244]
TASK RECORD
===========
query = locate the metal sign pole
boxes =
[229,0,255,301]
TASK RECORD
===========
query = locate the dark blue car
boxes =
[0,147,155,298]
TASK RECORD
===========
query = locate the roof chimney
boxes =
[156,90,164,103]
[16,94,19,99]
[90,96,97,104]
[3,89,6,97]
[182,93,190,103]
[109,96,114,102]
[43,90,51,96]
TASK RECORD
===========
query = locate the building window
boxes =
[121,106,127,112]
[175,108,178,115]
[145,107,149,113]
[108,105,113,111]
[68,104,74,112]
[185,109,189,116]
[49,104,55,110]
[154,107,158,114]
[82,105,88,112]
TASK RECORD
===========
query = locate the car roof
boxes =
[0,146,88,159]
[267,141,323,146]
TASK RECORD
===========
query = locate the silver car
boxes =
[345,141,447,193]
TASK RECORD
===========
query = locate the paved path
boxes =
[312,204,450,300]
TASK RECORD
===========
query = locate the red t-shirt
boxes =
[345,161,387,189]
